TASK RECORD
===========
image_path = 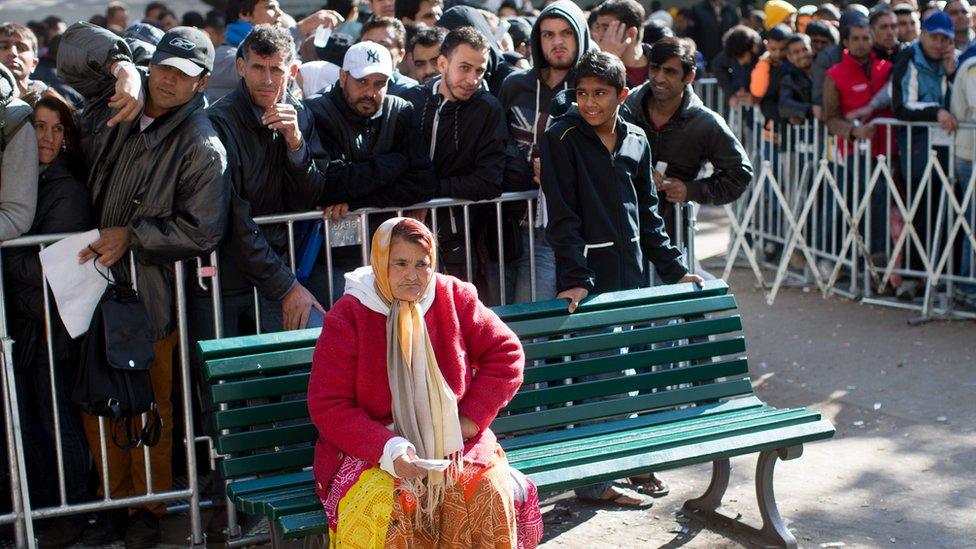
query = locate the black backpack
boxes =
[72,279,160,449]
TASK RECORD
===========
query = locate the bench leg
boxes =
[754,446,802,549]
[680,446,803,549]
[681,458,731,513]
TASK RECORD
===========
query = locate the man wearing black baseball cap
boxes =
[57,22,229,548]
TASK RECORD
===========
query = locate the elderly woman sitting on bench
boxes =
[308,217,543,547]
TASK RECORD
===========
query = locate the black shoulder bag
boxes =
[72,260,160,449]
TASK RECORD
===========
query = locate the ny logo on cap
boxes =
[366,49,380,63]
[170,37,197,51]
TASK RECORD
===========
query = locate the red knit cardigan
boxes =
[307,274,525,497]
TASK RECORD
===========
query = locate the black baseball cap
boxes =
[150,26,215,77]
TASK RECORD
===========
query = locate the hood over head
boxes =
[531,0,593,70]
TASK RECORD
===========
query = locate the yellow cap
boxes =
[764,0,797,30]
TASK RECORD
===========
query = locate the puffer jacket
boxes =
[541,107,688,294]
[207,79,330,300]
[621,84,752,239]
[58,22,230,340]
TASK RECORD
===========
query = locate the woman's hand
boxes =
[393,448,426,480]
[679,273,704,287]
[460,414,479,441]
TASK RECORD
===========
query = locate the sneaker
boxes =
[124,510,160,549]
[35,515,89,547]
[78,508,127,546]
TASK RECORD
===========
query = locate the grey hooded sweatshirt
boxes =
[0,63,38,241]
[497,0,591,226]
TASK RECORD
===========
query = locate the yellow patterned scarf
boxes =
[348,217,464,530]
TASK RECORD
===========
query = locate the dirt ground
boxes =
[536,265,976,548]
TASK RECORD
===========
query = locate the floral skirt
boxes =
[321,446,543,548]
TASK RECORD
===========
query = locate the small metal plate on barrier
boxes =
[329,216,363,248]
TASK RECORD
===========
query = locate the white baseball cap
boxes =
[342,41,393,80]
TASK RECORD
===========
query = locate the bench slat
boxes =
[220,447,314,479]
[210,373,311,404]
[265,493,323,521]
[493,280,729,322]
[519,337,746,386]
[505,295,738,339]
[277,510,329,539]
[522,315,742,361]
[204,347,314,382]
[524,420,836,493]
[198,328,319,361]
[227,470,314,500]
[508,358,748,410]
[237,485,316,515]
[214,400,309,431]
[492,379,754,434]
[497,395,767,451]
[217,423,318,454]
[508,407,819,466]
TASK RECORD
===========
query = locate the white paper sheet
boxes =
[413,458,451,472]
[38,229,110,338]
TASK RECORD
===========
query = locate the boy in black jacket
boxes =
[542,51,701,314]
[541,51,702,507]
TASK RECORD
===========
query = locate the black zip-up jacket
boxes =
[4,159,92,366]
[206,79,331,300]
[306,84,435,210]
[621,84,752,239]
[541,108,688,294]
[779,62,814,121]
[402,79,509,254]
[58,22,230,340]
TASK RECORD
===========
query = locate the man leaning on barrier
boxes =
[304,41,436,304]
[622,37,752,248]
[205,24,332,336]
[58,22,229,547]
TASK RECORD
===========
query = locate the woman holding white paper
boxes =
[2,89,94,545]
[307,217,543,548]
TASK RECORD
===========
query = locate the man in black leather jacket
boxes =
[205,24,332,333]
[59,22,228,547]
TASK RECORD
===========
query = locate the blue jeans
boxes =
[484,226,557,305]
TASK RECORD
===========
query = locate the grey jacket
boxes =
[0,64,37,241]
[58,22,230,340]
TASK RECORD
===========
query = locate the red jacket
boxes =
[826,50,893,156]
[308,274,525,497]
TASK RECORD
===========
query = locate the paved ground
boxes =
[535,209,976,548]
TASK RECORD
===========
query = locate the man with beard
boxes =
[405,26,445,84]
[491,0,591,304]
[304,41,435,302]
[622,37,752,247]
[779,33,816,124]
[402,26,508,279]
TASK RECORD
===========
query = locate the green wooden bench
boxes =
[198,280,834,548]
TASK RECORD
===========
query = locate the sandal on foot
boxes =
[580,485,654,508]
[631,474,670,498]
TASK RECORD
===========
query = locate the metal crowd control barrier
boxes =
[0,190,701,547]
[717,103,976,323]
[0,236,205,548]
